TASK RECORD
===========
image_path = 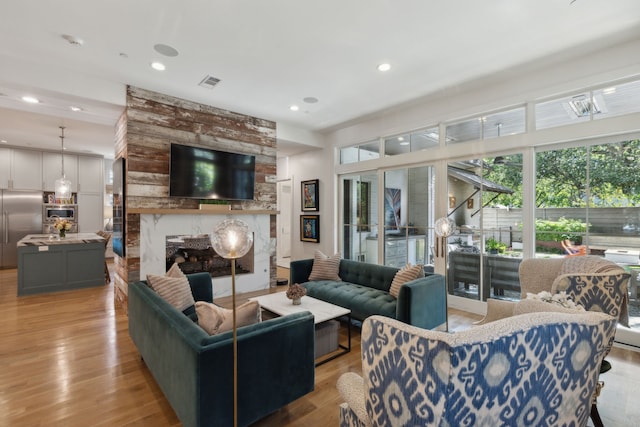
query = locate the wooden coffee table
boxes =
[249,293,351,365]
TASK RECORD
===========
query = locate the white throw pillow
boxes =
[195,300,262,335]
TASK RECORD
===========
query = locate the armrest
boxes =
[474,298,516,325]
[290,258,314,284]
[396,274,446,329]
[198,311,316,426]
[337,372,370,426]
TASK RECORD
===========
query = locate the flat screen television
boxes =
[169,143,256,200]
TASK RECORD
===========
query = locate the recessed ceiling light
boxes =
[289,105,299,111]
[69,106,83,112]
[303,97,319,104]
[377,63,391,72]
[151,62,166,71]
[22,96,40,104]
[1,139,7,144]
[603,87,616,95]
[154,43,179,57]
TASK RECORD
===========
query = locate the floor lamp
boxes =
[434,216,456,332]
[211,219,253,427]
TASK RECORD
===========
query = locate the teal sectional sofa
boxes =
[290,259,446,330]
[128,272,315,427]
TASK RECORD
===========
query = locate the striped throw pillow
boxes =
[308,251,342,281]
[166,262,186,278]
[147,273,195,312]
[389,264,424,298]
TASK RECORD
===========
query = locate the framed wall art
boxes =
[300,215,320,243]
[301,179,319,211]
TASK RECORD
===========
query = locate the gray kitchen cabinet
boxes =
[77,156,104,193]
[77,193,103,233]
[0,147,10,189]
[1,148,42,191]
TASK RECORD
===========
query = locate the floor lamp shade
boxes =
[210,219,253,260]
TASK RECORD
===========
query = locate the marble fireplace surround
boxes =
[138,210,275,299]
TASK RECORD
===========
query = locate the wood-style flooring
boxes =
[0,264,638,426]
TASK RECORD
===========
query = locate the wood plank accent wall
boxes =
[113,86,277,309]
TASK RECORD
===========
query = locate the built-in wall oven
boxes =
[42,204,78,233]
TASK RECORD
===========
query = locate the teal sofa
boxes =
[290,259,446,330]
[128,272,315,427]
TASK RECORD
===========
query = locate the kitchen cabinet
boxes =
[77,193,103,233]
[0,147,10,188]
[366,235,425,268]
[43,152,78,192]
[0,148,42,190]
[77,156,104,193]
[17,233,106,295]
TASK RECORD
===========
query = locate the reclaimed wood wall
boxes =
[113,86,277,309]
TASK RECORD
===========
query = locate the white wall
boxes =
[284,147,336,260]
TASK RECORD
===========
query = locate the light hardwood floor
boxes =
[0,265,638,426]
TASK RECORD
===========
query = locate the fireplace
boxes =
[166,234,254,278]
[139,211,272,298]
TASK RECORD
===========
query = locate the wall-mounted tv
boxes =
[169,143,256,200]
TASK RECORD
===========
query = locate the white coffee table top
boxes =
[249,293,350,324]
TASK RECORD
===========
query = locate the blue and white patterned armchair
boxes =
[478,255,630,327]
[337,312,617,427]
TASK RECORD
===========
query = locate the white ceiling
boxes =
[1,0,640,159]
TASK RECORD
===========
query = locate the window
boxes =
[384,127,439,156]
[340,140,380,164]
[446,106,525,144]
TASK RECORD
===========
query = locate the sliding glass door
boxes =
[447,155,523,302]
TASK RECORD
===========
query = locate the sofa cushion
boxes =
[195,300,262,335]
[308,250,342,281]
[147,271,195,312]
[389,264,424,298]
[303,280,396,321]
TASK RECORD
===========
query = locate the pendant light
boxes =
[54,126,72,203]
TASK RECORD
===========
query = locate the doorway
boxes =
[277,179,292,268]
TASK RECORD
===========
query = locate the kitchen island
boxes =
[17,233,106,296]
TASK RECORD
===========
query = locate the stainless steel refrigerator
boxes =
[1,190,43,268]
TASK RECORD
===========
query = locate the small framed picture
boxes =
[300,215,320,243]
[301,179,319,211]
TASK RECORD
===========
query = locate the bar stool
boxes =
[96,230,111,284]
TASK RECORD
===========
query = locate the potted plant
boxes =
[486,238,506,254]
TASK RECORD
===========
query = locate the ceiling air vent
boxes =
[199,75,221,89]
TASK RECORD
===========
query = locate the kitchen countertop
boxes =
[17,233,105,247]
